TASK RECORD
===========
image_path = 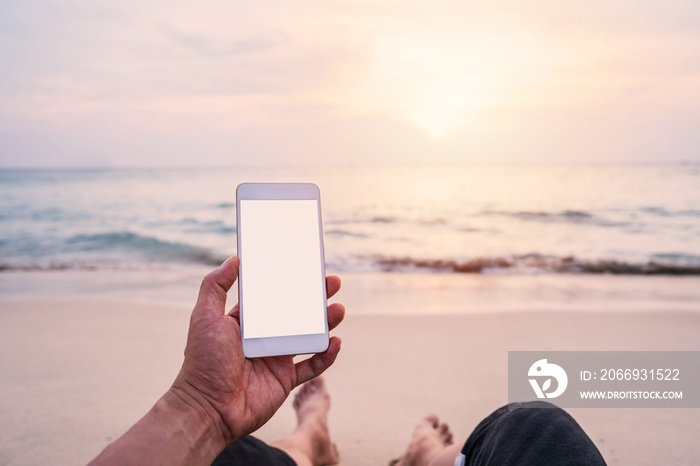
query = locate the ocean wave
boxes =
[641,207,700,217]
[177,218,236,234]
[481,209,639,228]
[63,231,226,265]
[370,254,700,275]
[0,262,104,271]
[484,209,593,222]
[651,253,700,264]
[325,215,398,225]
[325,229,371,238]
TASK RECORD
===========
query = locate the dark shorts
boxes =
[212,402,606,466]
[211,436,296,466]
[457,401,607,466]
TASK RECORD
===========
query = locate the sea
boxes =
[2,165,699,311]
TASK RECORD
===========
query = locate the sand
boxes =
[1,275,699,465]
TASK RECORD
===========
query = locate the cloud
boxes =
[162,27,287,58]
[1,0,700,167]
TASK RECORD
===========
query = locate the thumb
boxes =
[196,256,240,315]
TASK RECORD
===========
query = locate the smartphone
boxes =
[236,183,329,358]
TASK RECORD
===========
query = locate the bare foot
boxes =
[274,377,338,466]
[392,415,454,466]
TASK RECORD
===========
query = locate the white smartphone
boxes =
[236,183,329,358]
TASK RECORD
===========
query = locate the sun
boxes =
[349,28,543,140]
[354,32,488,139]
[402,77,480,139]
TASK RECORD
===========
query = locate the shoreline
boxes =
[1,298,698,465]
[2,269,700,314]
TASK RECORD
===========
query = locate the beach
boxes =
[1,272,699,465]
[1,166,699,464]
[3,0,700,461]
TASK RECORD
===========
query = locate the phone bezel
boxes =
[236,182,329,358]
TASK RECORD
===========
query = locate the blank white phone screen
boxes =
[239,199,325,339]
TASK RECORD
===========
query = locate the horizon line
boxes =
[1,160,699,171]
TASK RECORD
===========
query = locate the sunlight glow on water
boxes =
[1,166,699,275]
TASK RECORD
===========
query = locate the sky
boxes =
[1,0,699,167]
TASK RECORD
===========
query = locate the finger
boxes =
[326,276,341,299]
[327,303,345,331]
[227,303,240,320]
[295,337,342,385]
[196,256,240,315]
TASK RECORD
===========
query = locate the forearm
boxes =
[88,389,229,466]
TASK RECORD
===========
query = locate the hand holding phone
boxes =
[236,183,329,358]
[168,257,343,450]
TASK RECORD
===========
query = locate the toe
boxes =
[439,423,450,435]
[293,384,308,409]
[439,423,454,445]
[424,414,439,428]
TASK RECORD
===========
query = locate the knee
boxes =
[505,401,578,430]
